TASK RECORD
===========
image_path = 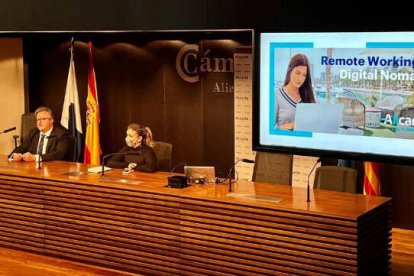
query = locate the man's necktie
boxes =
[37,134,45,155]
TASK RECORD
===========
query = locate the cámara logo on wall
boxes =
[176,44,234,90]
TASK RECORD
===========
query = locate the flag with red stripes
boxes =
[83,41,101,165]
[363,162,381,195]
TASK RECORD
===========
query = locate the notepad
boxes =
[87,166,111,173]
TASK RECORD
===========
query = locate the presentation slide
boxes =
[258,32,414,160]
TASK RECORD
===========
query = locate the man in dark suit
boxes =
[9,106,71,162]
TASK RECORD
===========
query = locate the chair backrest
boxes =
[252,152,293,185]
[21,112,36,143]
[152,141,173,172]
[313,166,357,193]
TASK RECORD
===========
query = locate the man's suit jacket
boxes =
[9,126,70,161]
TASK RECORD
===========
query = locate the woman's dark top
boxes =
[106,144,157,173]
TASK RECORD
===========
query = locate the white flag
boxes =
[61,46,83,161]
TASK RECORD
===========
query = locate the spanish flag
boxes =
[363,162,381,195]
[83,42,101,165]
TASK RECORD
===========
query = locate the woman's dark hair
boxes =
[283,54,315,103]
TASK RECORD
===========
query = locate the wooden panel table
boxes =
[0,157,391,275]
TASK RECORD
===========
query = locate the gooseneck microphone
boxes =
[0,127,16,134]
[170,162,188,174]
[228,158,255,192]
[101,152,127,176]
[307,158,321,203]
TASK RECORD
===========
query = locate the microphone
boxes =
[240,158,254,163]
[0,127,16,134]
[307,158,321,202]
[101,152,126,176]
[228,158,255,192]
[170,162,188,174]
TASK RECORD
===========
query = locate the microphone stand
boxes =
[307,158,321,202]
[13,135,19,148]
[228,158,255,193]
[101,153,126,176]
[37,155,42,170]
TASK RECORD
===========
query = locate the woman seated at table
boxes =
[106,123,157,172]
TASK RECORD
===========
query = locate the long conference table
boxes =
[0,157,391,275]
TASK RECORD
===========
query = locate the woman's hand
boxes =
[127,163,137,171]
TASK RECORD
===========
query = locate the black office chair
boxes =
[313,166,358,193]
[20,112,36,143]
[252,152,293,185]
[152,141,173,172]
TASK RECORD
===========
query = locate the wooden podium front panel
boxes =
[177,183,392,275]
[178,197,389,276]
[179,200,355,275]
[42,179,181,276]
[0,159,392,275]
[357,202,392,275]
[0,173,45,254]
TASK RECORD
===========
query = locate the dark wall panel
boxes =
[201,39,237,175]
[207,0,262,29]
[1,0,414,32]
[94,41,165,154]
[27,0,81,31]
[79,0,143,30]
[142,0,207,30]
[0,0,29,31]
[164,54,204,168]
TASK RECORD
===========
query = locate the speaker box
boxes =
[168,175,188,189]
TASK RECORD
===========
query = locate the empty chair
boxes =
[313,166,357,193]
[152,141,173,172]
[252,152,293,185]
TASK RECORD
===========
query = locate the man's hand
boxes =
[10,153,24,161]
[22,152,36,162]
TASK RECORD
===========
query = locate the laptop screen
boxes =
[294,103,344,134]
[184,166,216,183]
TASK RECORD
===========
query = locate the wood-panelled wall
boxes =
[23,31,251,177]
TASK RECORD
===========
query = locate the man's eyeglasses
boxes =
[36,118,52,122]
